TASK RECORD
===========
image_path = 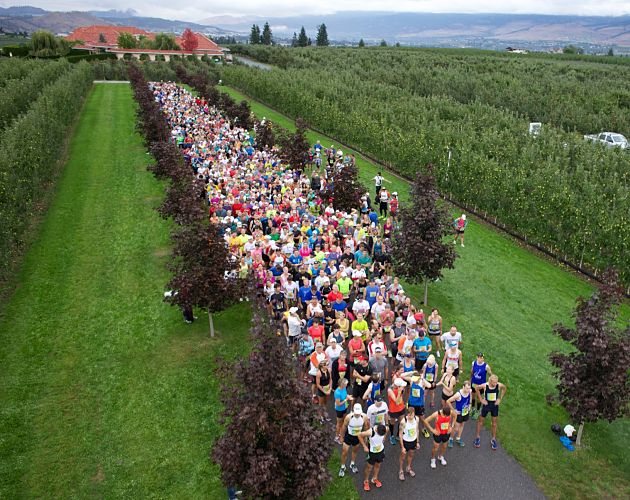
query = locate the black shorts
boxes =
[389,410,405,420]
[415,358,427,371]
[433,434,450,444]
[317,388,329,398]
[441,392,453,402]
[367,450,385,464]
[472,385,484,395]
[336,408,348,419]
[481,405,499,418]
[453,368,460,378]
[428,330,440,336]
[344,433,360,446]
[403,439,417,451]
[410,405,425,417]
[352,383,365,398]
[456,413,470,423]
[287,335,299,345]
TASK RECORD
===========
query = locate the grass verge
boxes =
[219,84,630,499]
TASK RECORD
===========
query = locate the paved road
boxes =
[327,390,545,499]
[234,56,272,71]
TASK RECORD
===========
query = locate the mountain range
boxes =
[0,6,234,36]
[1,6,629,48]
[203,12,630,48]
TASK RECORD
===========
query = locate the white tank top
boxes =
[369,429,386,453]
[347,414,364,436]
[446,349,460,368]
[402,417,418,442]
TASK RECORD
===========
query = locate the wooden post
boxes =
[423,279,429,306]
[576,422,584,447]
[208,308,215,338]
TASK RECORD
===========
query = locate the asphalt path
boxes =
[327,388,545,500]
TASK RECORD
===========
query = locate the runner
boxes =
[436,364,458,406]
[339,403,369,477]
[408,375,432,438]
[438,325,462,357]
[398,407,420,481]
[387,377,407,445]
[471,352,492,419]
[334,378,351,444]
[473,374,507,450]
[412,327,432,371]
[315,358,332,421]
[427,308,443,354]
[442,343,463,378]
[352,356,373,406]
[366,395,389,427]
[447,380,473,447]
[452,213,468,247]
[359,424,389,491]
[421,354,439,408]
[424,406,452,469]
[363,373,383,408]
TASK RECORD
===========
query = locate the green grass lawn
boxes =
[0,82,358,499]
[220,84,630,499]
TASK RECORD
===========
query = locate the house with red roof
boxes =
[66,25,226,61]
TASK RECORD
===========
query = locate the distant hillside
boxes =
[203,11,630,48]
[0,6,236,36]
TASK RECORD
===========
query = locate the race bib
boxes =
[372,443,384,453]
[350,426,361,436]
[376,413,385,423]
[412,388,421,398]
[323,385,330,392]
[425,373,434,382]
[408,428,416,439]
[356,378,362,385]
[487,392,497,402]
[440,422,449,431]
[462,405,470,416]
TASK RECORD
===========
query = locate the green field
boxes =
[219,84,630,499]
[0,79,628,499]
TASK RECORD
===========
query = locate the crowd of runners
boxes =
[152,82,507,492]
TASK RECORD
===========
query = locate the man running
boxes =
[452,213,468,247]
[339,403,369,477]
[447,380,473,447]
[473,374,507,450]
[366,395,389,428]
[424,406,452,468]
[408,375,432,438]
[359,423,389,491]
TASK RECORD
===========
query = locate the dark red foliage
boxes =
[391,164,457,282]
[147,141,187,181]
[278,118,310,172]
[127,62,170,144]
[165,221,239,314]
[212,297,333,499]
[549,269,630,426]
[158,177,207,225]
[325,161,363,213]
[254,118,275,150]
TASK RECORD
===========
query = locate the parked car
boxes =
[584,132,628,150]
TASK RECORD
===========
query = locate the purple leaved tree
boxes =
[165,221,239,336]
[549,269,630,446]
[212,296,333,499]
[279,118,310,173]
[325,161,363,213]
[391,164,457,305]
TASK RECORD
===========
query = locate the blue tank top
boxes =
[408,381,425,407]
[471,361,488,385]
[369,382,382,401]
[423,364,437,384]
[403,361,415,373]
[455,390,471,416]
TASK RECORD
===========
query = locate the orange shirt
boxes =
[388,386,405,413]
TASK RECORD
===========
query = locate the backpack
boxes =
[551,423,562,435]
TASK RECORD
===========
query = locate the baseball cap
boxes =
[477,352,485,357]
[289,307,298,313]
[374,395,383,402]
[394,378,407,388]
[353,403,363,414]
[374,347,383,353]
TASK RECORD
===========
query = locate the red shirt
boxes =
[308,324,324,344]
[327,290,343,303]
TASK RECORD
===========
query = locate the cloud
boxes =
[15,0,630,20]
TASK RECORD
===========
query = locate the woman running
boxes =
[334,378,351,444]
[437,364,457,406]
[421,354,439,408]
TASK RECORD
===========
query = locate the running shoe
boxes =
[461,244,465,247]
[363,480,370,492]
[350,462,359,474]
[371,479,382,488]
[334,436,342,445]
[473,437,481,448]
[407,468,416,477]
[491,439,498,450]
[422,428,430,438]
[399,471,405,481]
[325,416,332,422]
[439,456,447,466]
[457,438,465,447]
[448,437,454,448]
[430,458,437,469]
[338,466,346,477]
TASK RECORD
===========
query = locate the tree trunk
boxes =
[576,422,584,447]
[208,308,215,338]
[424,279,429,306]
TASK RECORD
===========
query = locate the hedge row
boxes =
[0,59,71,131]
[0,58,40,86]
[0,61,93,274]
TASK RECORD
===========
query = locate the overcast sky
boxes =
[4,1,630,20]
